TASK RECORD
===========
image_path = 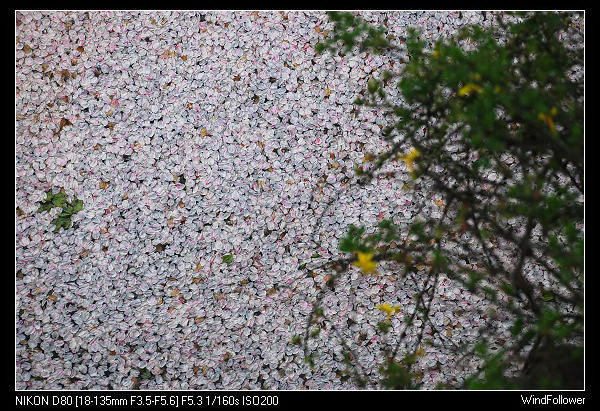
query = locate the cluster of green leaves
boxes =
[315,11,391,55]
[309,11,583,390]
[339,219,399,254]
[379,359,421,389]
[37,189,84,232]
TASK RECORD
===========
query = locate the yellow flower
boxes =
[432,50,441,57]
[353,251,377,274]
[398,147,421,171]
[538,107,558,133]
[376,303,402,319]
[415,347,426,357]
[458,83,483,96]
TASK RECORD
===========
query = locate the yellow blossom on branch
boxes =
[458,83,483,96]
[353,251,377,274]
[538,107,558,133]
[376,303,402,319]
[398,147,421,171]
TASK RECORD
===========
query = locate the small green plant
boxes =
[222,254,234,264]
[37,189,84,232]
[138,367,154,380]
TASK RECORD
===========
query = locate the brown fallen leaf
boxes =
[99,181,110,189]
[54,118,73,136]
[232,74,241,81]
[59,69,72,82]
[22,44,32,54]
[362,153,376,163]
[200,128,210,136]
[76,46,85,53]
[154,243,168,252]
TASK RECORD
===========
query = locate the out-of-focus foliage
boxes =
[302,11,583,389]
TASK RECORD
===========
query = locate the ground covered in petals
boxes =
[17,11,517,389]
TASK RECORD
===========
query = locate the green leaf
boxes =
[51,193,67,207]
[377,321,391,333]
[37,203,52,213]
[139,367,153,380]
[72,199,84,213]
[222,254,234,264]
[367,77,379,93]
